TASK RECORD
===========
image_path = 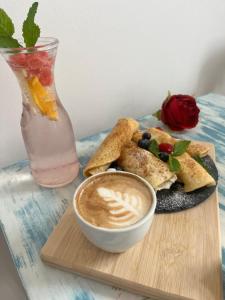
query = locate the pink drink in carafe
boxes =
[2,38,79,187]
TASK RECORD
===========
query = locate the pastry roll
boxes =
[117,142,177,191]
[133,128,215,192]
[186,141,209,157]
[84,118,139,176]
[176,153,216,192]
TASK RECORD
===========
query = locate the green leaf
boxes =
[22,2,40,47]
[0,36,20,48]
[148,139,159,157]
[153,109,161,120]
[173,140,191,156]
[0,8,15,37]
[193,155,203,166]
[193,155,211,174]
[168,155,181,172]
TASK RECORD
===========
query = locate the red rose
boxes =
[160,94,200,131]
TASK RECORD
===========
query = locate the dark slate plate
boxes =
[156,155,218,213]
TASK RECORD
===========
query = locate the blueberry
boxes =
[138,139,150,150]
[159,152,169,162]
[142,131,151,140]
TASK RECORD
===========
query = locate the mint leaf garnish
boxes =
[0,8,15,36]
[193,155,211,174]
[0,8,20,48]
[173,140,191,156]
[149,139,159,157]
[0,36,20,48]
[193,155,204,166]
[168,155,181,172]
[147,137,182,172]
[22,2,40,47]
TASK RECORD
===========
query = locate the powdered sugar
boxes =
[156,155,218,213]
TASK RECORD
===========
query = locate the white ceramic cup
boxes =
[73,171,156,253]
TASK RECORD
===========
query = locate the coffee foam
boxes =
[76,173,152,229]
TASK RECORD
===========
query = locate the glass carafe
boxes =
[1,38,79,187]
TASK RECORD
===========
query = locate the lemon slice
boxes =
[28,76,58,120]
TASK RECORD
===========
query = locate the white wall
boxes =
[1,0,225,167]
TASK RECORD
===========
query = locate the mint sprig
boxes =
[0,8,20,48]
[147,138,191,173]
[173,140,191,156]
[193,155,211,174]
[0,2,41,49]
[22,2,40,47]
[0,36,20,48]
[193,155,204,166]
[168,140,190,172]
[148,139,160,157]
[0,8,15,36]
[168,155,181,172]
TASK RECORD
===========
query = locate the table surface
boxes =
[0,229,27,300]
[0,93,224,300]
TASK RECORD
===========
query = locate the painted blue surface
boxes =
[0,93,224,300]
[75,291,95,300]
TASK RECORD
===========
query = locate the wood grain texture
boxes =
[41,143,223,300]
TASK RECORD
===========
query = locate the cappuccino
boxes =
[76,173,152,229]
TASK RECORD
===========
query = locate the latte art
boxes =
[97,188,144,226]
[76,173,152,229]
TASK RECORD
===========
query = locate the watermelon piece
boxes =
[26,51,54,83]
[39,67,53,86]
[26,54,43,70]
[9,53,27,68]
[9,51,54,86]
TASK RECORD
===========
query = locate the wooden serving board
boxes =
[41,143,223,300]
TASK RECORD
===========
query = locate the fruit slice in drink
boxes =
[28,76,58,120]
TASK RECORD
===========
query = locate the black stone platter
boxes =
[156,155,218,213]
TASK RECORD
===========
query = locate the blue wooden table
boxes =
[0,93,224,300]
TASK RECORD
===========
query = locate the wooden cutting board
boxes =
[41,143,223,300]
